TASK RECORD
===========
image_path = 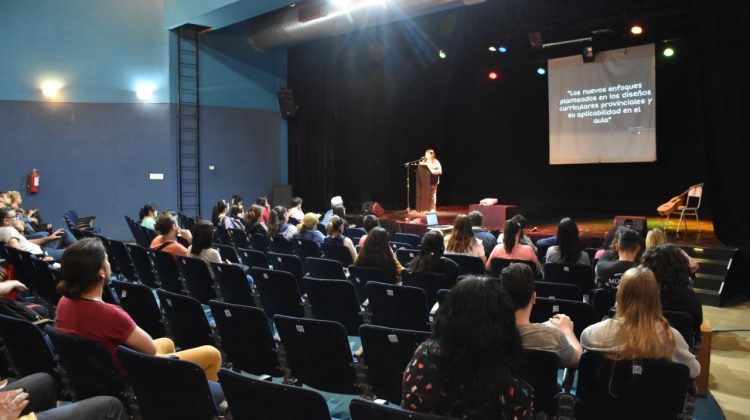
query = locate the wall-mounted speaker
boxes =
[277,88,297,119]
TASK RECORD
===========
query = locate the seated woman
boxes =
[211,200,238,231]
[497,214,537,252]
[580,266,700,378]
[288,196,304,225]
[256,196,271,224]
[138,203,158,230]
[354,227,403,283]
[54,239,222,382]
[324,215,357,261]
[402,276,534,418]
[149,212,192,259]
[444,214,486,263]
[641,244,703,342]
[357,214,380,247]
[646,228,699,273]
[594,226,623,261]
[486,220,542,272]
[267,206,297,242]
[244,204,268,237]
[296,213,325,245]
[545,217,590,265]
[187,220,222,268]
[408,231,459,286]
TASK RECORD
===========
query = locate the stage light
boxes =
[41,80,62,98]
[498,46,508,53]
[488,46,497,52]
[630,24,644,35]
[135,82,156,101]
[536,67,546,76]
[488,70,499,80]
[662,47,675,57]
[438,49,447,59]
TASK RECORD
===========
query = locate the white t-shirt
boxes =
[0,226,43,255]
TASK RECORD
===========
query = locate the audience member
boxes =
[297,213,325,245]
[401,276,535,418]
[244,204,268,237]
[0,207,65,262]
[581,266,700,378]
[444,214,486,262]
[407,230,459,286]
[324,215,357,261]
[211,200,239,230]
[187,220,222,268]
[55,239,223,381]
[149,212,192,259]
[230,194,244,213]
[594,226,624,261]
[256,196,270,223]
[321,195,343,226]
[641,244,704,341]
[646,228,699,273]
[545,217,590,265]
[358,214,380,246]
[267,206,297,241]
[288,196,304,223]
[594,228,640,289]
[138,203,157,230]
[7,190,51,234]
[354,227,403,283]
[467,210,496,257]
[487,219,542,272]
[331,204,349,228]
[501,263,582,368]
[497,214,537,252]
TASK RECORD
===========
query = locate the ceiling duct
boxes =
[247,0,485,50]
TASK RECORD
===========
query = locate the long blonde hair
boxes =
[612,266,676,360]
[645,228,667,250]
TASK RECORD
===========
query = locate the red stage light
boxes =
[488,71,499,80]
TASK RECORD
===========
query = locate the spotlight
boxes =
[582,45,595,63]
[438,49,447,59]
[135,82,156,101]
[498,46,508,53]
[536,67,546,76]
[630,24,644,35]
[488,46,497,52]
[487,70,499,80]
[662,47,675,57]
[41,81,62,98]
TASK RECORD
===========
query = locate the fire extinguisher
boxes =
[28,169,40,194]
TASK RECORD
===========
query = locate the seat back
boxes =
[151,250,185,294]
[110,280,166,338]
[219,369,331,420]
[268,252,305,293]
[125,216,149,248]
[208,301,280,377]
[304,277,362,335]
[366,282,429,331]
[0,315,59,384]
[214,243,241,264]
[394,233,421,249]
[95,234,121,276]
[359,325,430,403]
[250,268,304,318]
[444,254,485,275]
[344,227,367,240]
[293,237,322,262]
[117,346,218,419]
[3,246,33,289]
[125,244,159,288]
[215,225,234,246]
[157,289,214,349]
[395,248,418,268]
[237,247,269,269]
[519,348,560,415]
[306,257,346,280]
[685,183,704,208]
[543,263,595,296]
[322,243,354,267]
[592,288,617,320]
[531,297,597,338]
[176,256,218,304]
[576,351,690,420]
[229,228,251,249]
[348,265,398,303]
[109,240,138,281]
[250,233,270,253]
[535,281,583,302]
[350,398,457,419]
[210,262,256,307]
[663,310,695,348]
[45,326,124,401]
[270,234,294,254]
[490,258,537,277]
[401,270,450,307]
[28,257,62,306]
[274,315,360,394]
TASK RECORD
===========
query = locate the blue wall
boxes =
[0,1,287,240]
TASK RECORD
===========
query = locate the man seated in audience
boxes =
[595,227,641,289]
[0,207,66,262]
[320,195,343,226]
[467,210,496,257]
[501,263,582,368]
[149,211,192,259]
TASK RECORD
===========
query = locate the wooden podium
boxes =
[415,164,432,212]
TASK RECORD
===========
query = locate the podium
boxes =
[415,164,432,212]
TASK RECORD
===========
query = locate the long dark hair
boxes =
[641,244,691,289]
[357,227,394,273]
[433,276,522,417]
[211,201,228,225]
[502,219,520,254]
[409,231,445,273]
[446,214,476,254]
[138,203,157,220]
[59,238,107,299]
[190,220,214,256]
[267,206,288,236]
[556,217,582,263]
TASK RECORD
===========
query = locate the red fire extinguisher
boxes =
[28,169,40,194]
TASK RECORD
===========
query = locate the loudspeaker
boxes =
[277,89,297,119]
[613,215,648,237]
[362,201,385,217]
[271,185,293,208]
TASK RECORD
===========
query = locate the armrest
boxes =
[561,367,577,392]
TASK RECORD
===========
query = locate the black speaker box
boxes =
[277,89,297,119]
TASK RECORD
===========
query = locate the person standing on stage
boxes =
[420,149,442,212]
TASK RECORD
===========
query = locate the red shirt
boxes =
[55,296,136,369]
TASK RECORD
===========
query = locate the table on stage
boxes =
[468,204,518,232]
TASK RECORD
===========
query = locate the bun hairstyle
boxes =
[327,215,344,235]
[138,203,157,220]
[58,238,107,299]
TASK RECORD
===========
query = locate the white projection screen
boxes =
[548,43,656,164]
